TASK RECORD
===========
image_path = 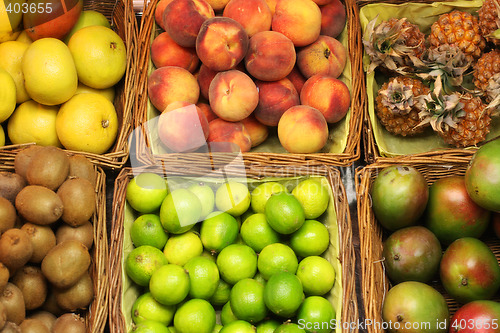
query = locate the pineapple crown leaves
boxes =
[379,79,417,115]
[485,73,500,115]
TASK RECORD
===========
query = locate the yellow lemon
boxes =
[0,41,29,103]
[75,83,115,103]
[0,126,5,146]
[64,10,111,43]
[15,30,32,45]
[56,93,118,154]
[0,67,16,122]
[0,0,24,42]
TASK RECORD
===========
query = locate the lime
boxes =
[132,320,171,333]
[213,324,223,333]
[200,211,239,253]
[253,272,266,287]
[130,214,168,249]
[263,272,304,318]
[149,264,190,305]
[163,231,203,266]
[185,256,220,300]
[188,182,215,219]
[296,256,335,296]
[220,320,256,333]
[289,220,329,257]
[131,292,175,326]
[275,323,306,333]
[240,208,255,224]
[251,182,287,214]
[240,213,281,252]
[209,279,232,306]
[173,299,216,333]
[221,301,239,326]
[292,179,329,219]
[230,278,267,323]
[126,173,168,213]
[160,188,202,234]
[201,250,217,262]
[215,182,251,216]
[168,326,176,333]
[125,245,168,287]
[265,192,305,234]
[256,320,280,333]
[296,296,336,333]
[217,244,257,285]
[257,243,298,280]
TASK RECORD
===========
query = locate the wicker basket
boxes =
[109,164,358,332]
[133,0,364,167]
[356,161,500,333]
[0,0,137,170]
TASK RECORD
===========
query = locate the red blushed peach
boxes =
[163,0,215,47]
[245,31,296,81]
[223,0,272,37]
[297,35,347,79]
[312,0,332,5]
[151,32,199,72]
[300,74,350,123]
[208,118,252,152]
[155,0,174,30]
[265,0,277,15]
[197,64,218,100]
[209,70,259,121]
[321,0,346,38]
[254,78,299,126]
[205,0,230,11]
[197,102,218,122]
[148,66,200,111]
[158,102,210,152]
[286,66,307,95]
[271,0,321,47]
[241,115,269,147]
[196,17,249,71]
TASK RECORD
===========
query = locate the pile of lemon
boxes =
[125,174,338,333]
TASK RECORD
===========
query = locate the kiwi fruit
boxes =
[68,155,96,186]
[15,186,63,226]
[0,322,20,333]
[0,283,25,325]
[41,240,91,289]
[14,146,44,181]
[0,198,16,235]
[27,312,55,332]
[11,266,47,311]
[54,272,93,311]
[55,222,93,249]
[20,224,56,264]
[0,229,33,271]
[40,292,63,317]
[25,147,69,191]
[57,178,95,227]
[0,302,6,330]
[52,313,85,333]
[18,319,49,333]
[0,263,9,293]
[0,173,25,205]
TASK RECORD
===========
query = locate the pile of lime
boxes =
[124,173,337,333]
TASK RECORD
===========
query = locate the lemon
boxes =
[160,188,202,234]
[200,211,239,253]
[7,100,62,147]
[0,126,5,146]
[125,245,168,287]
[173,299,216,333]
[0,67,16,122]
[131,292,176,326]
[215,181,251,217]
[230,278,267,323]
[149,264,190,306]
[296,256,335,296]
[221,301,238,326]
[265,192,305,234]
[15,30,32,45]
[0,41,29,103]
[292,179,330,219]
[130,214,168,249]
[185,256,220,300]
[290,220,330,257]
[217,244,257,285]
[132,321,171,333]
[68,25,126,89]
[75,83,115,103]
[56,93,118,154]
[275,323,306,333]
[188,182,215,219]
[220,320,256,333]
[163,231,203,266]
[127,173,168,213]
[64,10,111,43]
[263,272,304,318]
[256,320,280,333]
[251,182,288,214]
[240,213,281,252]
[209,279,231,306]
[257,243,298,280]
[0,0,23,42]
[296,296,336,333]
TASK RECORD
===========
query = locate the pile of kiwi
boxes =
[0,146,97,332]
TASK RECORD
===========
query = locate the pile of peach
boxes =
[148,0,349,154]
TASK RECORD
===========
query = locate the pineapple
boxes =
[473,50,500,98]
[478,0,500,45]
[375,76,430,136]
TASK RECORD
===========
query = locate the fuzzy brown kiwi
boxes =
[0,322,20,333]
[15,186,63,226]
[0,283,25,325]
[11,266,47,311]
[0,229,33,271]
[14,146,44,181]
[40,291,63,317]
[52,313,86,333]
[57,178,95,227]
[68,155,96,186]
[54,272,93,311]
[0,264,8,293]
[27,312,56,332]
[25,147,69,191]
[55,222,93,249]
[0,198,16,235]
[0,302,6,330]
[18,319,49,333]
[0,173,25,205]
[20,224,56,264]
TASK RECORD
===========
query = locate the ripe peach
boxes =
[286,66,307,95]
[205,0,231,11]
[196,17,249,71]
[148,66,200,111]
[277,105,329,153]
[208,118,252,152]
[197,102,218,122]
[297,35,347,79]
[321,0,346,38]
[312,0,332,5]
[209,70,258,122]
[271,0,321,47]
[223,0,272,37]
[254,78,299,126]
[300,74,350,124]
[241,115,269,147]
[245,31,296,81]
[197,64,218,100]
[155,0,174,30]
[151,32,199,72]
[265,0,277,15]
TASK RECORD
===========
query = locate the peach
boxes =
[286,66,307,95]
[151,32,199,72]
[148,66,200,111]
[271,0,321,47]
[223,0,272,37]
[300,74,350,123]
[208,118,252,152]
[321,0,346,38]
[297,35,347,79]
[197,102,218,122]
[265,0,277,15]
[205,0,230,11]
[254,78,299,126]
[155,0,174,30]
[241,115,269,147]
[278,105,329,153]
[197,64,218,100]
[163,0,215,47]
[196,17,249,71]
[312,0,332,5]
[245,31,296,81]
[209,70,258,121]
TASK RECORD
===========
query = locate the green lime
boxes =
[125,245,168,287]
[149,264,190,306]
[240,208,255,225]
[240,213,281,252]
[263,272,304,318]
[168,326,176,333]
[257,243,298,280]
[215,182,251,217]
[200,211,239,253]
[209,279,232,306]
[296,256,335,296]
[163,231,203,266]
[217,244,257,285]
[251,182,288,214]
[275,323,306,333]
[160,188,202,234]
[213,324,223,333]
[256,320,280,333]
[296,296,336,333]
[188,182,215,219]
[292,179,329,219]
[289,220,329,257]
[127,173,168,213]
[221,301,239,326]
[132,320,171,333]
[230,278,267,323]
[220,320,256,333]
[201,250,217,262]
[265,192,305,234]
[253,272,266,287]
[131,214,169,249]
[185,256,220,300]
[173,299,216,333]
[131,292,176,326]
